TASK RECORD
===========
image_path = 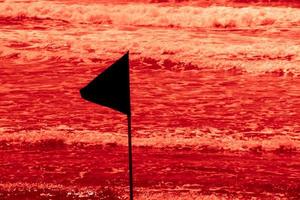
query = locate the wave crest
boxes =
[1,127,299,154]
[1,2,300,74]
[1,2,300,28]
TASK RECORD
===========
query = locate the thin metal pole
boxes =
[127,51,133,200]
[127,114,134,200]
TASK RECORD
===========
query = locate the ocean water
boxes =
[0,0,300,199]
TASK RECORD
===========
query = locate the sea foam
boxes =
[0,1,300,74]
[1,2,300,28]
[0,126,299,153]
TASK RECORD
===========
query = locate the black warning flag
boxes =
[80,52,130,115]
[80,51,134,200]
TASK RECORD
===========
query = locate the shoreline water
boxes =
[0,146,299,199]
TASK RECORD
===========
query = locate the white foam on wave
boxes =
[0,182,290,199]
[1,1,300,74]
[1,126,299,153]
[1,2,300,28]
[0,182,125,199]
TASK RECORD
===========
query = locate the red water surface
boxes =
[0,0,300,199]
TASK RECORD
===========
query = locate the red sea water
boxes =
[0,0,300,199]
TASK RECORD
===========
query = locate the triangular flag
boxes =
[80,52,130,115]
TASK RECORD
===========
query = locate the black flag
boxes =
[80,52,130,115]
[80,51,134,200]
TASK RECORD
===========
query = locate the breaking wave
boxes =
[0,127,299,154]
[1,2,300,28]
[1,2,300,74]
[0,182,291,200]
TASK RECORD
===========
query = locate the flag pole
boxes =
[127,51,134,200]
[127,114,134,200]
[80,51,133,199]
